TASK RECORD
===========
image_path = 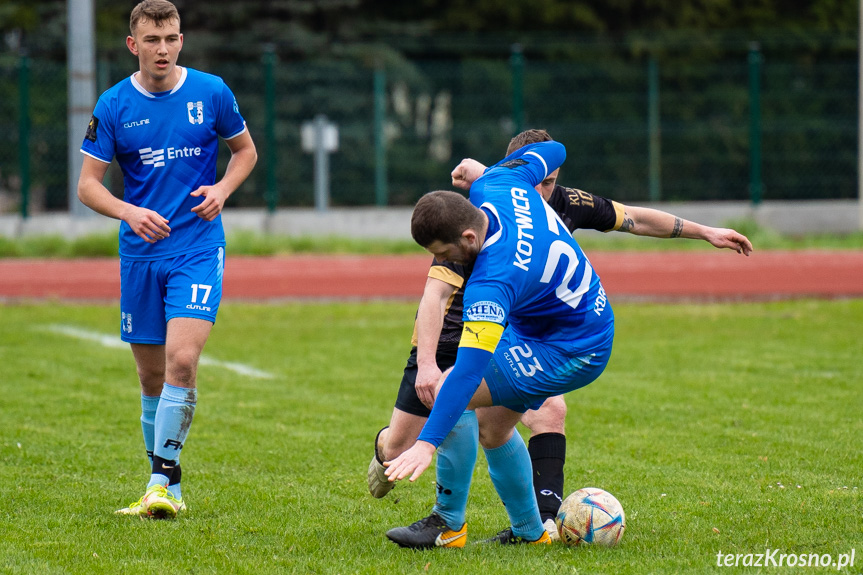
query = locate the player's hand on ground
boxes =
[123,206,170,243]
[415,364,442,409]
[706,228,753,256]
[190,185,229,221]
[384,441,436,483]
[451,158,486,190]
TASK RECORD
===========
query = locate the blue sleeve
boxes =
[520,140,566,184]
[216,81,247,140]
[417,346,492,447]
[80,95,116,163]
[483,140,566,189]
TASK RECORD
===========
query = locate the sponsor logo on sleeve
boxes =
[85,115,99,142]
[500,158,528,169]
[465,301,505,323]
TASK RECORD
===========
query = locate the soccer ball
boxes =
[554,487,626,547]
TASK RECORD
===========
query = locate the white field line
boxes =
[42,324,275,380]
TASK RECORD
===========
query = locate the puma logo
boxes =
[464,325,485,342]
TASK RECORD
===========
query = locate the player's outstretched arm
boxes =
[78,155,170,243]
[385,345,492,483]
[621,205,753,256]
[697,225,754,255]
[191,129,258,221]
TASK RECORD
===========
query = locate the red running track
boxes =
[0,251,861,302]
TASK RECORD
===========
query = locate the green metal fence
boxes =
[2,54,69,215]
[1,33,857,215]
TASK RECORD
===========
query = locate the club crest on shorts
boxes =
[187,101,204,125]
[121,312,133,334]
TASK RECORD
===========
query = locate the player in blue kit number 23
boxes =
[384,140,614,547]
[77,0,257,518]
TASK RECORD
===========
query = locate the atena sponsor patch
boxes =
[465,301,505,323]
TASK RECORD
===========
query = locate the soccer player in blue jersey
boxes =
[368,133,753,540]
[384,140,613,547]
[77,0,257,518]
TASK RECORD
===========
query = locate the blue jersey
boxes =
[80,67,247,260]
[465,141,613,348]
[418,141,614,446]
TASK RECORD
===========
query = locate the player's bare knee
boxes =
[523,396,567,435]
[135,365,165,393]
[544,396,567,422]
[166,349,200,386]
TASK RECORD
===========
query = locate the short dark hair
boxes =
[411,191,484,248]
[506,129,552,156]
[130,0,180,35]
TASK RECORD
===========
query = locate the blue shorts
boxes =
[482,326,614,412]
[119,247,225,344]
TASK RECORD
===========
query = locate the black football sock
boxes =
[528,432,566,522]
[168,464,182,499]
[152,455,176,485]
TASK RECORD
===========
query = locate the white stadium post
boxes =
[67,0,96,218]
[301,115,339,212]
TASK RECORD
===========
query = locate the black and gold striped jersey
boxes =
[546,185,625,234]
[410,259,473,349]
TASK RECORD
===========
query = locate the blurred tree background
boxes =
[0,0,857,211]
[3,0,849,54]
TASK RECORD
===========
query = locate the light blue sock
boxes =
[148,383,197,490]
[432,411,478,530]
[140,394,159,465]
[484,431,545,541]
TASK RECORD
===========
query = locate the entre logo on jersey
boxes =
[138,145,203,169]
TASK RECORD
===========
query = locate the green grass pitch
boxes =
[0,299,860,574]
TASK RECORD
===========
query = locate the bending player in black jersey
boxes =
[369,128,752,542]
